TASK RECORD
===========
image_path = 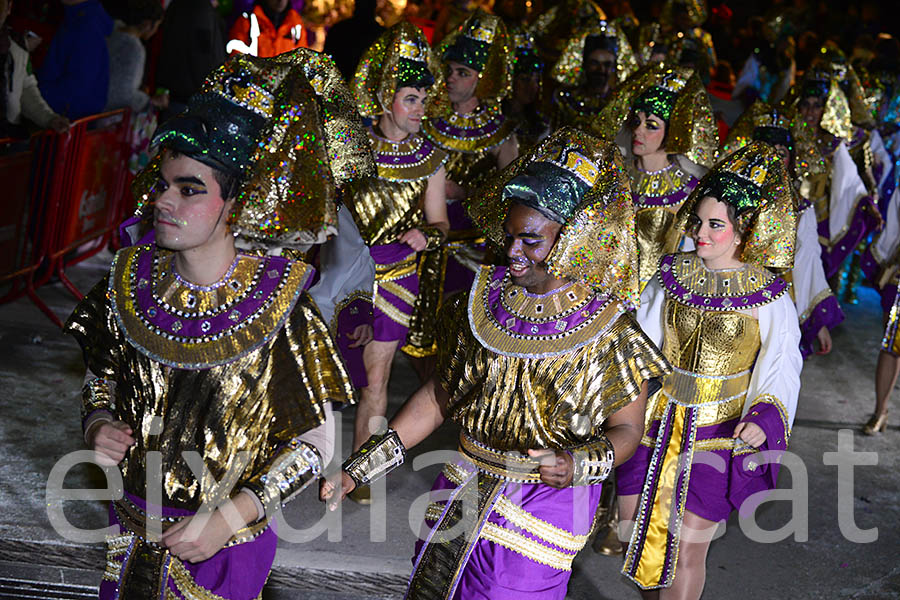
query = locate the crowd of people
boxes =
[8,0,893,598]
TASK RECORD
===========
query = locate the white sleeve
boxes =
[741,294,802,437]
[306,207,375,325]
[872,186,900,265]
[636,276,666,348]
[828,143,869,240]
[791,208,832,322]
[732,54,759,99]
[870,130,892,191]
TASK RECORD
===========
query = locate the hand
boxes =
[527,449,574,488]
[347,324,373,348]
[47,115,70,134]
[89,421,135,466]
[150,92,170,110]
[398,228,428,251]
[24,33,43,52]
[733,421,767,448]
[445,180,466,201]
[161,506,241,563]
[816,326,833,355]
[319,470,356,511]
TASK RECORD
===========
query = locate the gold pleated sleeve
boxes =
[435,294,671,452]
[66,276,121,383]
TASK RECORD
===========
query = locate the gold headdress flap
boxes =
[591,62,717,168]
[468,127,640,303]
[676,141,797,269]
[551,21,639,87]
[528,0,606,63]
[782,69,853,141]
[352,22,437,118]
[133,49,375,249]
[660,0,708,28]
[435,11,514,108]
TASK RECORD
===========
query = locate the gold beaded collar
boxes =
[424,104,517,153]
[369,129,448,182]
[628,161,699,207]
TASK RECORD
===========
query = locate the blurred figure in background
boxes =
[227,0,309,56]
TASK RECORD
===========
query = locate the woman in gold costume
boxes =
[617,142,802,599]
[64,50,372,600]
[323,128,671,599]
[595,63,717,292]
[344,23,449,488]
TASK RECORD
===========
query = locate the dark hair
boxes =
[626,109,669,150]
[123,0,163,26]
[165,149,242,201]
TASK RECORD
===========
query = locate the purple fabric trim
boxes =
[375,137,438,167]
[880,164,896,215]
[370,242,416,266]
[659,254,788,309]
[132,245,291,340]
[484,267,611,338]
[799,294,845,359]
[728,403,788,518]
[118,215,155,248]
[430,112,504,140]
[99,492,275,600]
[632,177,698,208]
[444,254,478,297]
[881,283,899,315]
[818,195,879,279]
[336,297,372,388]
[447,199,475,231]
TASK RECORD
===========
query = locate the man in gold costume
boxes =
[64,49,373,599]
[322,128,671,599]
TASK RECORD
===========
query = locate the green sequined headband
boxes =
[696,170,763,214]
[396,57,434,89]
[444,36,491,72]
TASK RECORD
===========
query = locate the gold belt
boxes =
[661,366,751,407]
[458,432,542,483]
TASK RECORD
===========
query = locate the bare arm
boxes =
[398,166,450,250]
[493,134,519,170]
[604,380,648,467]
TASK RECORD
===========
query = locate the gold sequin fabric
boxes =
[342,130,447,246]
[64,249,354,510]
[132,49,375,250]
[352,22,437,118]
[676,142,798,269]
[782,73,853,142]
[591,63,718,169]
[551,22,639,87]
[436,280,671,452]
[468,127,641,304]
[553,87,610,131]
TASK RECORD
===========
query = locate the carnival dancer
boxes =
[594,63,716,292]
[64,49,372,600]
[617,142,802,598]
[721,101,844,358]
[407,10,518,362]
[343,23,450,499]
[785,69,882,286]
[551,20,639,130]
[322,128,672,599]
[504,27,551,153]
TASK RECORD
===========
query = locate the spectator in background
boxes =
[156,0,227,118]
[323,0,383,81]
[105,0,167,174]
[36,0,112,120]
[227,0,308,57]
[0,0,68,136]
[105,0,166,113]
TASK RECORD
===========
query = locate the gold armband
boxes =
[342,428,407,488]
[82,377,114,423]
[420,226,446,251]
[247,439,322,512]
[569,435,615,486]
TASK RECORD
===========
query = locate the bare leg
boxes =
[873,350,900,418]
[658,510,718,600]
[354,339,400,451]
[407,354,437,384]
[616,494,659,600]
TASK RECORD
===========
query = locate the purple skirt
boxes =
[408,460,602,599]
[100,492,275,600]
[371,243,419,342]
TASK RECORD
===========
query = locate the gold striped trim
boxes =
[379,279,417,307]
[443,462,471,486]
[480,521,576,571]
[374,293,412,327]
[694,437,737,452]
[459,433,542,483]
[425,502,445,522]
[375,256,417,282]
[493,495,588,553]
[748,393,792,439]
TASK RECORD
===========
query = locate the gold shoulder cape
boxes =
[109,245,314,369]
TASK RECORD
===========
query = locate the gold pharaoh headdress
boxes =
[468,127,640,303]
[781,68,853,142]
[552,21,639,87]
[134,49,375,249]
[660,0,708,28]
[719,100,826,181]
[529,0,607,63]
[434,11,514,109]
[815,45,876,129]
[592,62,717,168]
[676,141,797,269]
[352,22,437,118]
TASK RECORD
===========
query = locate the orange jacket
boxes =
[227,5,308,58]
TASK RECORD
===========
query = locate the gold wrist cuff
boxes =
[342,428,406,488]
[420,226,446,251]
[569,435,615,486]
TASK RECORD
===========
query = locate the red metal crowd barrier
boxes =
[0,108,132,327]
